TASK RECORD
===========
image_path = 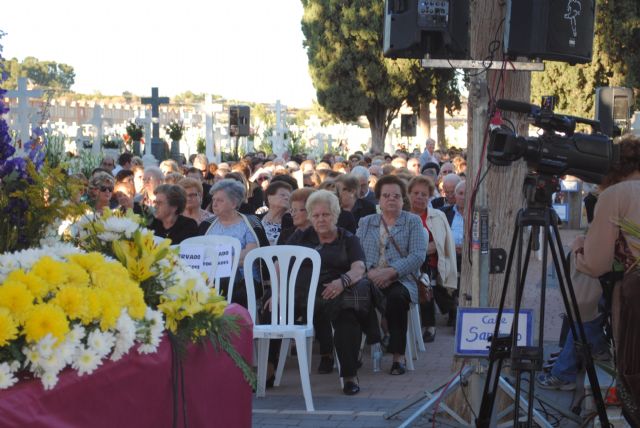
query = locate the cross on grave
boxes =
[203,95,215,162]
[141,87,170,161]
[272,99,288,157]
[5,77,44,150]
[90,105,103,155]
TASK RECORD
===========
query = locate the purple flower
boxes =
[0,157,28,180]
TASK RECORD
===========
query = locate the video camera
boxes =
[487,98,619,184]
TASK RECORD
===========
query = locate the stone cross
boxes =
[272,100,288,157]
[203,95,215,162]
[141,87,169,160]
[90,105,103,155]
[5,77,44,148]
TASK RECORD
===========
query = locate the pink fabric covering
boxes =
[0,304,253,428]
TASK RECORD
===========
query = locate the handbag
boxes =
[341,278,374,315]
[381,218,433,304]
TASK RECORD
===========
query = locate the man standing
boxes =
[419,138,437,167]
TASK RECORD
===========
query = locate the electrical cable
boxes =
[432,362,466,428]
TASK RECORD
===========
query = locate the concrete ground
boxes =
[252,229,619,427]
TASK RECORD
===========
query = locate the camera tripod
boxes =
[475,174,610,427]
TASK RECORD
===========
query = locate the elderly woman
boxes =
[88,172,115,213]
[142,166,163,208]
[178,177,214,226]
[335,174,376,226]
[356,175,427,375]
[277,187,315,244]
[259,181,293,245]
[285,190,367,395]
[199,179,270,304]
[149,184,199,244]
[407,176,457,343]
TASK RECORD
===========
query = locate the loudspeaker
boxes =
[383,0,469,60]
[595,87,634,137]
[504,0,595,64]
[229,105,250,137]
[401,114,417,137]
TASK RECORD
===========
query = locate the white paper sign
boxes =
[209,245,232,279]
[178,246,205,272]
[455,308,534,357]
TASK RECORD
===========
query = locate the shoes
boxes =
[343,381,360,395]
[317,356,334,374]
[423,328,436,343]
[390,361,406,375]
[542,361,554,372]
[536,373,576,391]
[266,374,275,389]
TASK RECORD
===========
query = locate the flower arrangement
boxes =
[101,135,123,150]
[0,244,164,390]
[165,120,185,141]
[70,209,256,387]
[125,122,143,142]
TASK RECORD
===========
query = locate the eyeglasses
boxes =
[256,176,269,182]
[99,186,114,193]
[186,192,200,199]
[381,193,402,200]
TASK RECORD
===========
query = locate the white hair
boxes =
[350,165,370,180]
[442,173,462,187]
[306,189,341,225]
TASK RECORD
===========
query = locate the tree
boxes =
[531,0,640,117]
[5,56,75,93]
[301,0,414,153]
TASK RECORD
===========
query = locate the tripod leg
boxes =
[476,219,522,427]
[548,222,610,427]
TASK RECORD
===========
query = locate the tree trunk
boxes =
[451,0,532,420]
[419,100,431,138]
[436,100,446,150]
[367,109,388,154]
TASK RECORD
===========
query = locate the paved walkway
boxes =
[252,229,596,427]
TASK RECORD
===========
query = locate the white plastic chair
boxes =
[245,245,321,412]
[179,235,241,302]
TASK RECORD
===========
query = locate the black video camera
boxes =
[487,98,619,184]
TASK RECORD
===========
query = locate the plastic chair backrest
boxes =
[244,245,321,327]
[179,235,241,298]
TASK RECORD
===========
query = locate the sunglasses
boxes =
[99,186,114,193]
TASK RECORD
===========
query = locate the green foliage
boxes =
[531,0,640,117]
[69,150,102,179]
[196,137,206,154]
[301,0,415,153]
[4,56,75,93]
[125,121,143,142]
[44,134,68,169]
[286,131,309,157]
[165,120,185,141]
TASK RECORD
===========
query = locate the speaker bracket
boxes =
[421,59,545,71]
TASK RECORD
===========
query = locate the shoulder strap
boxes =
[381,217,422,282]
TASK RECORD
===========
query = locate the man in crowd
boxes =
[431,173,461,209]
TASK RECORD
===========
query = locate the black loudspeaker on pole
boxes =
[401,114,417,137]
[229,105,251,137]
[595,87,634,137]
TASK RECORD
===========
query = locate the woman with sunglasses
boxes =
[88,172,116,213]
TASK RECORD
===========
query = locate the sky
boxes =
[2,0,317,108]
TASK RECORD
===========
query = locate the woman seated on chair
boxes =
[356,175,427,375]
[284,190,368,395]
[199,179,269,305]
[407,175,457,343]
[149,184,199,244]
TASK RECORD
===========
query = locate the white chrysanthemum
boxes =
[138,343,160,354]
[0,363,18,389]
[8,361,20,373]
[67,325,86,347]
[111,311,136,361]
[97,231,120,242]
[40,371,59,390]
[57,341,76,365]
[39,349,66,374]
[73,348,101,376]
[102,217,139,238]
[87,330,116,358]
[37,334,58,359]
[23,346,42,368]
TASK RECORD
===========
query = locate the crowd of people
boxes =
[79,134,640,420]
[82,140,469,396]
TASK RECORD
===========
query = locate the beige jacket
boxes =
[576,177,640,277]
[426,208,458,289]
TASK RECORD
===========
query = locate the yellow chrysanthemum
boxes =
[51,287,87,321]
[63,263,91,288]
[0,281,35,323]
[30,257,68,287]
[81,289,103,325]
[66,253,107,275]
[0,308,18,346]
[23,303,69,343]
[96,290,120,331]
[6,270,50,300]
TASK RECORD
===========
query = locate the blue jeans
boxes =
[551,313,607,382]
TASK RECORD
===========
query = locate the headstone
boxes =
[5,77,44,150]
[141,87,170,160]
[272,100,288,157]
[75,126,85,153]
[90,105,103,155]
[135,109,155,167]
